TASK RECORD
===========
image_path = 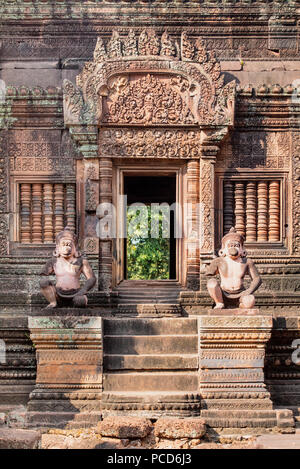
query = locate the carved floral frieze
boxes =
[99,128,202,159]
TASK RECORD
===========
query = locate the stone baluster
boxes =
[223,180,234,234]
[20,183,31,243]
[234,182,245,237]
[43,183,54,243]
[268,180,280,242]
[54,184,64,236]
[246,182,257,242]
[31,183,43,243]
[257,181,268,242]
[66,184,76,233]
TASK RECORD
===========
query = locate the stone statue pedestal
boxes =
[26,313,103,429]
[198,314,295,435]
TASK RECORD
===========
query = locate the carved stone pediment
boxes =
[63,29,236,130]
[103,73,196,126]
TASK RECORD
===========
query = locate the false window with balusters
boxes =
[17,182,76,244]
[221,177,286,245]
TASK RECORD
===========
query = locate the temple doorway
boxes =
[124,174,177,281]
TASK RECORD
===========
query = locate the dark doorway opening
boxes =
[124,175,177,280]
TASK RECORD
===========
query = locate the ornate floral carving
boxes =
[93,37,107,64]
[123,29,138,57]
[0,132,8,213]
[63,80,93,125]
[85,180,99,211]
[0,215,8,255]
[138,29,160,56]
[107,31,122,59]
[100,128,201,159]
[160,31,176,58]
[200,160,214,253]
[292,131,300,255]
[181,31,195,61]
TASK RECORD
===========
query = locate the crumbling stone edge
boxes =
[0,414,296,449]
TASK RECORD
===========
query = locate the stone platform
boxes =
[22,309,295,435]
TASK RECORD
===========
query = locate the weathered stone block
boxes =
[0,429,41,449]
[41,434,68,450]
[97,416,153,439]
[154,417,206,440]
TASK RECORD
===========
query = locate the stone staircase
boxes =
[101,318,200,418]
[114,281,181,304]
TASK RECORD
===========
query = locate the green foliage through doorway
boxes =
[126,206,170,280]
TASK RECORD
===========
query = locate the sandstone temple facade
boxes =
[0,0,300,436]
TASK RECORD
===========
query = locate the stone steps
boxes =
[114,283,181,304]
[104,354,198,370]
[104,335,197,355]
[115,304,182,316]
[104,372,198,392]
[104,318,197,335]
[102,318,198,416]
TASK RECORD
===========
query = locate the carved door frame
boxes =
[112,162,185,287]
[63,29,236,291]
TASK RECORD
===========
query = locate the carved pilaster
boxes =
[83,161,99,255]
[292,131,300,254]
[200,158,215,257]
[27,315,103,429]
[99,158,113,291]
[198,315,294,432]
[186,160,200,290]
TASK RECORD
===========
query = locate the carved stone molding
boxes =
[198,314,295,432]
[27,315,103,428]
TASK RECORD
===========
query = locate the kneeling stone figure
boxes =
[40,227,96,308]
[205,227,262,309]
